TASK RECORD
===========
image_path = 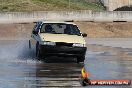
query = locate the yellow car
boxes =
[31,21,87,63]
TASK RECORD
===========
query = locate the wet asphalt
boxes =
[0,40,132,88]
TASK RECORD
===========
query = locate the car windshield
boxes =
[40,23,81,36]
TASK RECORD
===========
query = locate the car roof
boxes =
[38,21,77,25]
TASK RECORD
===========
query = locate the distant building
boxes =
[86,0,132,11]
[100,0,132,11]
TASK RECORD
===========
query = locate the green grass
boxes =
[0,0,105,12]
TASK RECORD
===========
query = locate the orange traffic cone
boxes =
[80,67,91,86]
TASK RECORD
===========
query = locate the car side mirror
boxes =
[33,31,38,35]
[82,33,87,37]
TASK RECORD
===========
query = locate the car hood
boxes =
[39,33,86,44]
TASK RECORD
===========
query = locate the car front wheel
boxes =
[37,49,42,59]
[36,42,42,60]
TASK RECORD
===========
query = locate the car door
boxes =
[31,22,42,42]
[29,22,42,49]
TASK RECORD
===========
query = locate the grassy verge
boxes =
[0,0,105,12]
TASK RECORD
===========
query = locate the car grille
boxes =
[56,42,73,47]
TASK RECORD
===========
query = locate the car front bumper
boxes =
[39,45,87,57]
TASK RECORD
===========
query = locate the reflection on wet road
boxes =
[0,40,83,88]
[0,40,132,88]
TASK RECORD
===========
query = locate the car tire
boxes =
[37,49,42,59]
[77,56,85,63]
[29,40,31,49]
[36,42,42,60]
[36,42,39,57]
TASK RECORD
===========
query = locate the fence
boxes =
[0,10,132,23]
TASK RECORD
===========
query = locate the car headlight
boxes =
[73,43,86,47]
[40,41,56,46]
